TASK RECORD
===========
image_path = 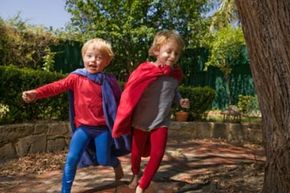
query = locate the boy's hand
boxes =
[180,98,190,109]
[22,90,37,103]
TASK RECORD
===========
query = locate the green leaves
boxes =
[205,26,246,76]
[64,0,208,80]
[0,18,59,70]
[0,66,68,124]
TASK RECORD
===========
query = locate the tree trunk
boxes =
[235,0,290,193]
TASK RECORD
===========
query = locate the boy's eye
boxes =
[86,54,101,59]
[166,50,178,56]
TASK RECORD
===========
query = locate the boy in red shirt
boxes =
[22,38,130,193]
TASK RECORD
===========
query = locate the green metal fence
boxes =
[51,40,83,74]
[181,48,256,109]
[52,43,256,109]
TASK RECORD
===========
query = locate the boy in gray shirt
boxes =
[112,30,189,193]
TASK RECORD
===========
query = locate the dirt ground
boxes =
[0,139,265,193]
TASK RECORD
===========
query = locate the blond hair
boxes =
[81,38,114,62]
[148,30,184,57]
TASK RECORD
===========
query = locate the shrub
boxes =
[237,94,260,115]
[0,66,68,124]
[0,65,216,124]
[0,18,59,69]
[178,85,216,120]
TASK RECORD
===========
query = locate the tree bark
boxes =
[235,0,290,192]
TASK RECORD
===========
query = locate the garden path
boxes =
[0,137,265,193]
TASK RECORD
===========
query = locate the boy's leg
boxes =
[138,127,168,190]
[129,129,149,189]
[62,128,89,193]
[94,129,123,180]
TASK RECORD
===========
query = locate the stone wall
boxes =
[0,121,262,163]
[169,121,263,145]
[0,121,70,163]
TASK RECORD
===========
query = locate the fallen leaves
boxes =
[0,151,66,176]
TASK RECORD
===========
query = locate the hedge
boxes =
[0,66,68,124]
[0,66,216,124]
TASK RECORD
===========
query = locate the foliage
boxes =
[65,0,209,81]
[0,66,68,124]
[42,47,56,72]
[205,25,246,76]
[177,85,216,120]
[237,95,260,115]
[205,0,239,31]
[204,25,248,105]
[0,16,59,69]
[0,103,9,119]
[0,65,215,124]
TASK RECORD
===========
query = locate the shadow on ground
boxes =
[0,137,265,193]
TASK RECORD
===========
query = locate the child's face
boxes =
[154,39,181,67]
[83,45,110,74]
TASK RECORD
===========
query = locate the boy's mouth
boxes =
[88,64,98,69]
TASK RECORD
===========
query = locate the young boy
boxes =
[22,38,130,193]
[112,30,190,193]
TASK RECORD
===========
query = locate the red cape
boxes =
[112,61,183,138]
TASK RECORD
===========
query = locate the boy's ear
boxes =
[105,55,112,65]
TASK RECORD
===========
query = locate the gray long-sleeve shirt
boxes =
[131,76,178,131]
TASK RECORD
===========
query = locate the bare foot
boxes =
[114,163,124,181]
[135,185,144,193]
[128,174,139,189]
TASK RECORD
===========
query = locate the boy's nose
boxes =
[90,57,96,62]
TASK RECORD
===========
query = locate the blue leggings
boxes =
[61,127,119,193]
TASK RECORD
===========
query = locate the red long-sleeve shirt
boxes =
[36,74,106,127]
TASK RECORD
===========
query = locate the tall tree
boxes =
[65,0,208,80]
[235,0,290,192]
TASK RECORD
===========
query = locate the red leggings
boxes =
[131,127,168,189]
